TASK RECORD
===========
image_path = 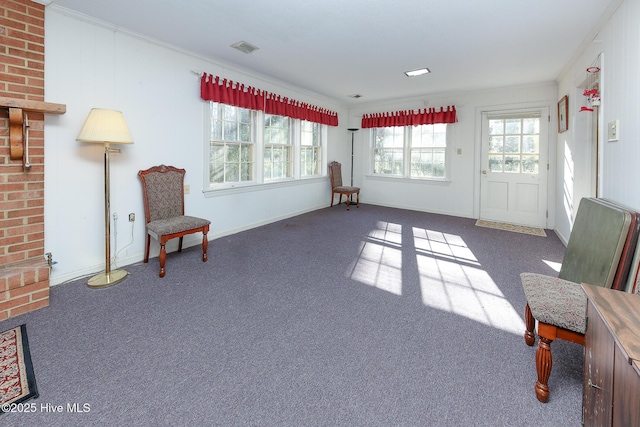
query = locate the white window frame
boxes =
[207,103,256,188]
[204,102,327,192]
[410,123,448,179]
[264,113,293,182]
[369,124,452,181]
[486,113,541,175]
[300,120,323,178]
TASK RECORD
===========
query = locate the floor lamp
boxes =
[77,108,134,288]
[348,128,359,202]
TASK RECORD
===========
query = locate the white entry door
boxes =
[480,109,549,228]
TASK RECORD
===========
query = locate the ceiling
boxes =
[47,0,616,106]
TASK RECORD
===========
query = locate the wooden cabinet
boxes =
[582,284,640,427]
[612,353,640,426]
[582,296,615,426]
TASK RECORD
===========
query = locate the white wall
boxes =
[555,0,638,243]
[347,84,558,220]
[49,3,629,285]
[44,7,348,285]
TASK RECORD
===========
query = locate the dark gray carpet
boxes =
[0,205,582,426]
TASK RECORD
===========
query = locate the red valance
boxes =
[361,106,457,128]
[200,74,265,111]
[264,93,338,126]
[200,73,338,126]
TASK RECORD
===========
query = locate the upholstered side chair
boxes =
[328,161,360,210]
[138,165,211,277]
[520,197,638,403]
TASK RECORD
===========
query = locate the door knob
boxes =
[482,170,487,175]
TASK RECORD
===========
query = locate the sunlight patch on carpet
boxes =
[475,219,546,237]
[543,259,562,273]
[413,227,524,335]
[350,221,403,295]
[417,250,525,335]
[350,223,526,335]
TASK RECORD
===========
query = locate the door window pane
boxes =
[487,115,540,175]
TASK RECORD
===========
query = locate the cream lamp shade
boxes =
[76,108,133,144]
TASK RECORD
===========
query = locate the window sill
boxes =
[203,176,326,198]
[364,174,452,185]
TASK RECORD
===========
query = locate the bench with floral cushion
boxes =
[521,197,640,402]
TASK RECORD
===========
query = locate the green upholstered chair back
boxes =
[558,197,631,288]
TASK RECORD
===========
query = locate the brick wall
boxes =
[0,0,49,320]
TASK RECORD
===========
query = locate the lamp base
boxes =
[87,269,128,288]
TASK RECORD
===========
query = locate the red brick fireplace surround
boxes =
[0,0,52,320]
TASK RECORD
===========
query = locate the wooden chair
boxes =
[521,197,639,402]
[328,161,360,210]
[138,165,211,277]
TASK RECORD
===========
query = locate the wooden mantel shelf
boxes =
[0,96,66,115]
[0,96,66,163]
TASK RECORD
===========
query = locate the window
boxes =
[209,103,255,185]
[372,124,449,179]
[300,121,322,177]
[207,102,325,189]
[488,115,540,174]
[264,114,292,181]
[373,127,404,175]
[410,124,447,178]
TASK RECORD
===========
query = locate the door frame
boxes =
[473,101,556,229]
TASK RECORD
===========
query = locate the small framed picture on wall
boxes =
[558,95,568,133]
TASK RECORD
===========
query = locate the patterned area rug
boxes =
[0,325,38,412]
[475,219,547,237]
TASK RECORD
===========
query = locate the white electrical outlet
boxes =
[184,184,190,194]
[607,120,620,142]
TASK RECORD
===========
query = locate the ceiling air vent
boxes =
[230,41,259,54]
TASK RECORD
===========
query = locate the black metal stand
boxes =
[348,128,358,203]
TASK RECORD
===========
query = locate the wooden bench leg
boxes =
[535,336,553,403]
[524,303,536,346]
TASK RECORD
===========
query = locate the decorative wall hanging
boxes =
[580,60,601,113]
[558,95,568,133]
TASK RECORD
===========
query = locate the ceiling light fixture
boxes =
[405,68,431,77]
[348,94,363,99]
[230,41,259,54]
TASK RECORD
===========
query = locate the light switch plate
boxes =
[607,120,619,142]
